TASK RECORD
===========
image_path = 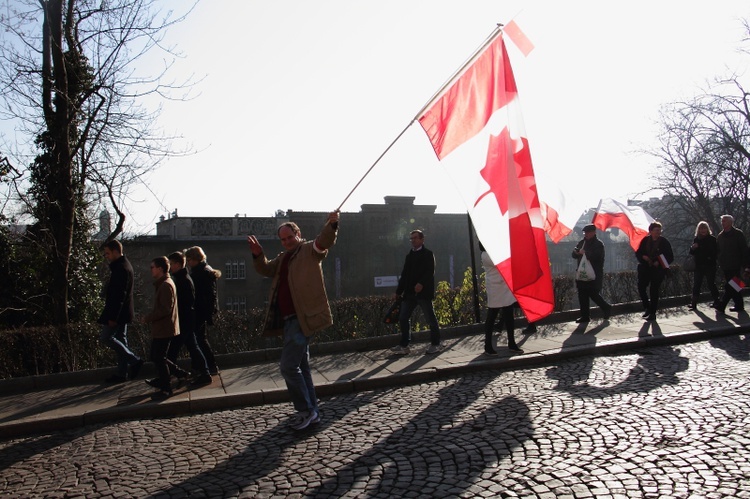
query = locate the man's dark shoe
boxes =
[105,374,127,384]
[189,373,213,388]
[574,317,589,323]
[483,348,498,357]
[145,378,161,389]
[129,359,144,380]
[150,389,173,401]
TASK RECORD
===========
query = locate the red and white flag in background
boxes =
[591,198,655,252]
[417,27,554,322]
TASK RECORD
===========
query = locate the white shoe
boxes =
[426,343,444,354]
[291,409,319,431]
[390,345,410,355]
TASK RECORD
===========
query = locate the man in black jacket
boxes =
[715,214,748,313]
[391,230,443,355]
[165,251,212,387]
[98,240,143,383]
[572,224,612,323]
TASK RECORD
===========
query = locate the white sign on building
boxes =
[374,276,399,288]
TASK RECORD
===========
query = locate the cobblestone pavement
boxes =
[1,335,749,498]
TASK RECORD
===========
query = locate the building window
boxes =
[224,259,246,280]
[225,295,247,313]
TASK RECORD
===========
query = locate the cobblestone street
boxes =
[1,335,749,498]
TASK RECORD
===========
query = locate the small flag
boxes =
[729,276,746,293]
[658,254,670,269]
[592,198,655,252]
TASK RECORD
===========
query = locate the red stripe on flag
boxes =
[418,33,517,160]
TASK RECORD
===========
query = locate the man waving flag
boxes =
[417,25,554,322]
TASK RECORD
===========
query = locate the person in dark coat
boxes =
[390,230,442,355]
[635,221,674,321]
[185,246,221,375]
[572,224,612,323]
[714,214,748,313]
[97,239,143,383]
[688,221,719,310]
[165,251,212,387]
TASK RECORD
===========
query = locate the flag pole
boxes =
[336,122,414,212]
[336,24,505,212]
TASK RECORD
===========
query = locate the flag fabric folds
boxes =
[417,28,554,322]
[591,198,655,252]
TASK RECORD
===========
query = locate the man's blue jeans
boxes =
[398,297,441,347]
[279,317,317,413]
[99,323,140,378]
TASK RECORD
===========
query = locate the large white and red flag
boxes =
[417,28,554,322]
[591,198,655,251]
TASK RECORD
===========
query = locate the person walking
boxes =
[165,251,212,387]
[571,224,612,323]
[185,246,221,375]
[480,242,522,355]
[390,229,443,355]
[97,239,143,383]
[635,221,674,321]
[714,214,748,313]
[688,221,719,310]
[247,211,339,431]
[142,256,180,400]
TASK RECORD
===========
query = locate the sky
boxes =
[5,1,750,235]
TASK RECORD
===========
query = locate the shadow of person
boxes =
[559,345,689,399]
[709,333,750,362]
[150,372,525,498]
[544,321,612,391]
[305,390,532,497]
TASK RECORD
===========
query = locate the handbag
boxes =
[575,254,596,281]
[682,254,696,272]
[383,300,401,324]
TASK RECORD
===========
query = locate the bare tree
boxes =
[0,0,197,324]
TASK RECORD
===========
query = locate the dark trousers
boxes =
[166,329,210,376]
[484,306,516,348]
[195,320,218,373]
[150,338,175,392]
[692,265,719,302]
[718,268,744,310]
[638,265,666,315]
[576,283,610,319]
[398,297,441,347]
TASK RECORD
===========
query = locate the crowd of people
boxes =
[571,215,750,323]
[98,240,221,400]
[96,212,749,428]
